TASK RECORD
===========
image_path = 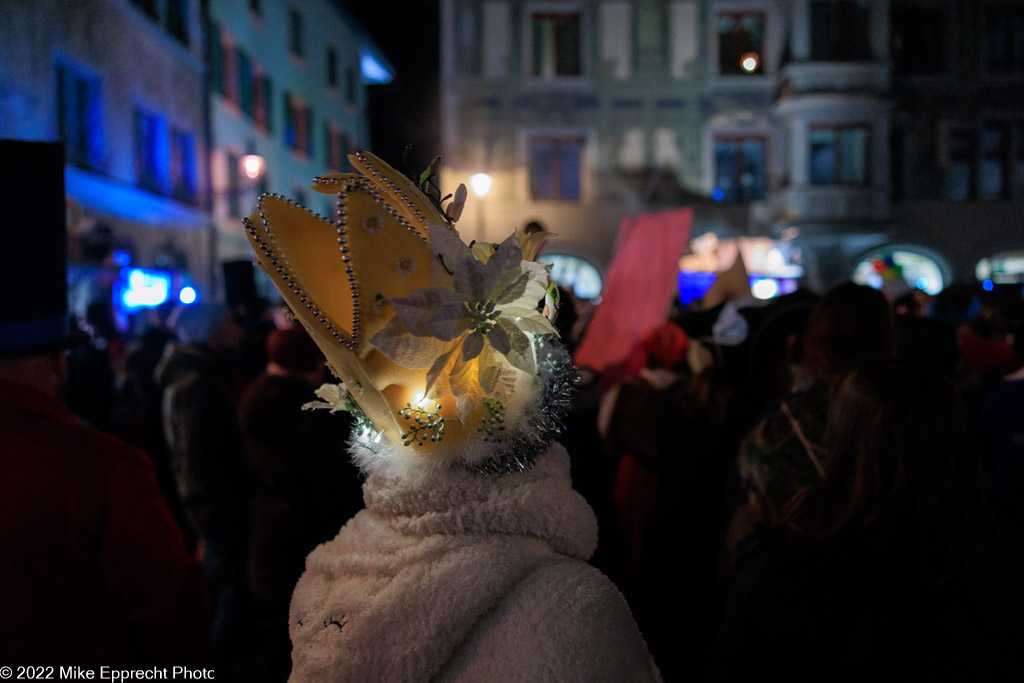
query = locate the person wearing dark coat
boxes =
[238,325,361,682]
[0,363,210,665]
[157,303,250,677]
[0,139,208,666]
[709,359,1024,682]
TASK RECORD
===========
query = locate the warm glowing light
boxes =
[469,173,493,198]
[751,278,779,300]
[740,52,760,73]
[240,153,265,180]
[178,286,197,305]
[411,390,430,407]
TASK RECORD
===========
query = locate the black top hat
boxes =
[222,259,256,310]
[0,140,69,357]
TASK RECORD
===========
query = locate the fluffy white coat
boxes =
[288,444,660,681]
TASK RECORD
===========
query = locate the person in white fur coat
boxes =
[244,152,660,681]
[289,443,658,681]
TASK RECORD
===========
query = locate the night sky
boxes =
[344,0,441,180]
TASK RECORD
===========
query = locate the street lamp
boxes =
[740,51,760,73]
[470,172,492,198]
[470,172,492,242]
[240,152,266,180]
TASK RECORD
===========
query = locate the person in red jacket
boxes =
[0,140,209,666]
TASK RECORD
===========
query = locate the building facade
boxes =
[1,0,211,308]
[208,0,393,276]
[0,0,391,315]
[439,0,1024,295]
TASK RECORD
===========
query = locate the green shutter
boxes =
[211,25,224,95]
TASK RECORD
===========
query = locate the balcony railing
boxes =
[772,184,889,227]
[776,62,889,99]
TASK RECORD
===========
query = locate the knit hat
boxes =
[267,326,323,374]
[643,322,689,368]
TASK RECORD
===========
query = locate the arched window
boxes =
[976,252,1024,289]
[537,254,602,299]
[852,247,946,295]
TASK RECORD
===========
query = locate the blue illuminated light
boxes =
[178,286,197,305]
[360,52,393,85]
[112,249,132,267]
[678,271,717,305]
[915,277,928,290]
[120,268,171,310]
[983,279,994,291]
[711,188,725,202]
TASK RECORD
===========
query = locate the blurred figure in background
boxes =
[0,140,208,665]
[157,302,250,678]
[726,282,895,560]
[239,324,361,682]
[64,301,117,431]
[709,359,1023,681]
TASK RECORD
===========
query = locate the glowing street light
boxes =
[469,173,492,243]
[740,52,760,73]
[240,153,265,180]
[469,172,493,198]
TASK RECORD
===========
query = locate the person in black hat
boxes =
[0,140,209,666]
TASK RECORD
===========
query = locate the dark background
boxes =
[345,0,442,180]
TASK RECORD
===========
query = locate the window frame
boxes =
[134,106,169,196]
[324,122,347,172]
[252,70,273,133]
[55,60,104,172]
[715,10,767,76]
[284,92,313,158]
[524,2,587,83]
[166,0,189,46]
[170,128,198,205]
[982,6,1024,75]
[326,46,338,89]
[712,133,769,202]
[288,7,305,60]
[527,132,586,202]
[891,6,946,76]
[944,120,1023,201]
[809,0,872,62]
[808,123,871,187]
[219,30,240,106]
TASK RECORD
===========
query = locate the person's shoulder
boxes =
[448,556,661,682]
[61,418,152,473]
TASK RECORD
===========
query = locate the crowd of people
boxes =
[39,275,1022,680]
[9,139,1019,679]
[569,280,1024,681]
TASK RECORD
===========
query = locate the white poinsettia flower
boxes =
[302,382,348,412]
[370,225,557,421]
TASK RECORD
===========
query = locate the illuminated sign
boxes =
[119,268,171,309]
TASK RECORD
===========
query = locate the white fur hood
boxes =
[287,444,659,682]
